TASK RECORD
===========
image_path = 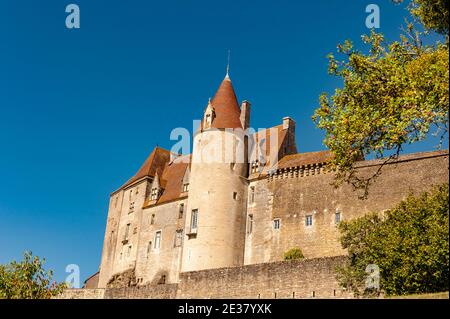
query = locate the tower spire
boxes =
[226,49,231,79]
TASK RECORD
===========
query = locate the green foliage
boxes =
[0,251,67,299]
[395,0,449,34]
[312,1,449,196]
[283,247,304,260]
[336,184,449,297]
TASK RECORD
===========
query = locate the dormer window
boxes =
[203,100,215,130]
[251,160,260,174]
[151,188,159,201]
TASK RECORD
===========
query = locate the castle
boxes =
[84,71,448,297]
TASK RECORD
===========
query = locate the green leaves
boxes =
[313,23,449,196]
[336,184,449,297]
[283,248,304,261]
[0,251,67,299]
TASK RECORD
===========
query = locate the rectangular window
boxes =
[306,215,313,226]
[251,161,259,174]
[335,211,341,224]
[273,218,281,230]
[124,223,131,240]
[151,188,158,200]
[179,204,184,219]
[250,186,255,203]
[247,214,253,234]
[147,241,152,256]
[233,192,238,200]
[174,229,183,247]
[150,214,155,225]
[183,183,189,192]
[190,209,198,233]
[129,201,135,214]
[154,231,161,249]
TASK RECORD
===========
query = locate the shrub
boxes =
[283,248,304,261]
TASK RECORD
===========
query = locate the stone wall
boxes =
[59,256,351,299]
[55,288,105,299]
[104,283,178,299]
[177,256,350,299]
[245,151,449,264]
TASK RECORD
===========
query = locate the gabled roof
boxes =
[207,75,243,130]
[143,154,191,207]
[249,125,288,168]
[118,147,172,191]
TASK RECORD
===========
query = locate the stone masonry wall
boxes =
[58,256,350,299]
[245,151,449,264]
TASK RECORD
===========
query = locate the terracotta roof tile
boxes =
[201,76,242,130]
[250,125,287,168]
[119,147,172,190]
[143,154,191,207]
[276,150,333,169]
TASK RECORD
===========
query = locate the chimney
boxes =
[282,117,295,130]
[240,100,251,130]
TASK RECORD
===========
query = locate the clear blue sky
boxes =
[0,0,446,283]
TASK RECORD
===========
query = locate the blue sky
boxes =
[0,0,446,283]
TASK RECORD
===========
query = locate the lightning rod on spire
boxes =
[226,49,231,77]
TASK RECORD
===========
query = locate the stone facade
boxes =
[91,73,449,298]
[58,256,351,299]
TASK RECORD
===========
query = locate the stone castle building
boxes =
[91,71,449,295]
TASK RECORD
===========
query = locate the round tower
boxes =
[181,74,249,272]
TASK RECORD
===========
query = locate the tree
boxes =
[336,184,449,297]
[396,0,449,34]
[0,251,67,299]
[283,248,305,261]
[312,0,449,197]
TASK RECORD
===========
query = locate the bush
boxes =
[283,248,304,261]
[336,184,449,297]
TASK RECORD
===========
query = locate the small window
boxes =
[251,160,259,174]
[179,203,184,219]
[190,209,198,233]
[124,223,131,240]
[129,201,135,214]
[174,229,183,247]
[335,211,341,224]
[306,215,313,226]
[250,186,255,203]
[233,192,238,200]
[154,231,162,249]
[273,218,281,230]
[147,241,152,256]
[183,183,189,193]
[150,214,155,225]
[247,214,253,234]
[151,188,159,200]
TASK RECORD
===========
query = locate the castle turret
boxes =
[181,73,248,272]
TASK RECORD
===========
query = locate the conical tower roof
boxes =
[208,75,242,129]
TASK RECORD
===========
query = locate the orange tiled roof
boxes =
[276,150,333,169]
[201,75,243,130]
[250,125,288,168]
[143,154,191,207]
[119,147,172,190]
